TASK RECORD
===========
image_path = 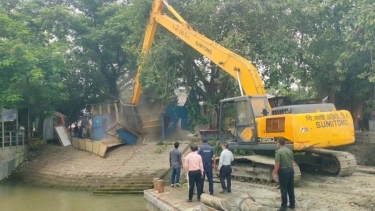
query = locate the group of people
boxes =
[169,137,296,211]
[169,137,233,202]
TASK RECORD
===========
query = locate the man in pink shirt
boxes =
[184,145,204,202]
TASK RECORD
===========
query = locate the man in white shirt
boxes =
[218,142,234,194]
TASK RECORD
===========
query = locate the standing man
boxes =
[169,141,182,187]
[272,138,295,211]
[198,137,215,195]
[184,145,204,202]
[218,142,234,194]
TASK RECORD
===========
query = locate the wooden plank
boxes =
[72,138,79,149]
[85,140,93,152]
[98,143,108,157]
[101,139,123,148]
[54,126,71,146]
[92,105,97,116]
[78,139,86,151]
[92,141,100,155]
[114,102,119,123]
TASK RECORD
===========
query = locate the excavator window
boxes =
[235,100,254,125]
[250,98,270,118]
[221,102,236,130]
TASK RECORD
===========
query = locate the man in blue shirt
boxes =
[198,137,215,195]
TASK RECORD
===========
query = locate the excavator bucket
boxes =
[117,75,162,139]
[119,81,191,140]
[120,94,164,139]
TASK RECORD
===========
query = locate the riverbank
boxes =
[5,140,192,191]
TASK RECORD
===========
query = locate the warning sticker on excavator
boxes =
[300,127,308,132]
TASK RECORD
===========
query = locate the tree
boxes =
[0,6,69,132]
[37,0,145,99]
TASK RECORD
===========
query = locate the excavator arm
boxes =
[131,0,267,105]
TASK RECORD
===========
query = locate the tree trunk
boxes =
[200,193,264,211]
[99,61,120,100]
[108,79,119,100]
[234,194,266,211]
[201,194,225,211]
[37,114,46,137]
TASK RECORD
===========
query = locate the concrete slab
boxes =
[144,182,232,211]
[144,187,201,211]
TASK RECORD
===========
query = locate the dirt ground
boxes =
[226,171,375,211]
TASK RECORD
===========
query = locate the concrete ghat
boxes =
[144,188,202,211]
[0,146,27,181]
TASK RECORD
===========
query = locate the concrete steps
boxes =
[97,184,153,190]
[93,190,144,195]
[92,175,156,194]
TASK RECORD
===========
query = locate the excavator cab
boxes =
[219,95,269,144]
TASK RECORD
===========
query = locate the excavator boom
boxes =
[132,0,266,105]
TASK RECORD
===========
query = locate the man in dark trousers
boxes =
[198,137,215,195]
[184,145,204,202]
[169,141,182,187]
[273,138,296,211]
[218,142,234,194]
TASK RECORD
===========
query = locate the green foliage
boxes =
[1,0,375,131]
[156,141,164,145]
[0,7,68,114]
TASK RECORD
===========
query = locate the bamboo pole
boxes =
[1,103,4,149]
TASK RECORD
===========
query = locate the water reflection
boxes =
[0,185,146,211]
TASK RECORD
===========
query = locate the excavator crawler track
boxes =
[215,155,301,187]
[297,148,357,176]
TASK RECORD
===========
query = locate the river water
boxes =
[0,184,146,211]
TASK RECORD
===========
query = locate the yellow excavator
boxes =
[128,0,357,184]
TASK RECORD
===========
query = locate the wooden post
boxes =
[99,104,102,115]
[114,102,119,123]
[16,108,18,145]
[107,103,110,114]
[1,104,4,150]
[156,179,164,193]
[153,178,159,191]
